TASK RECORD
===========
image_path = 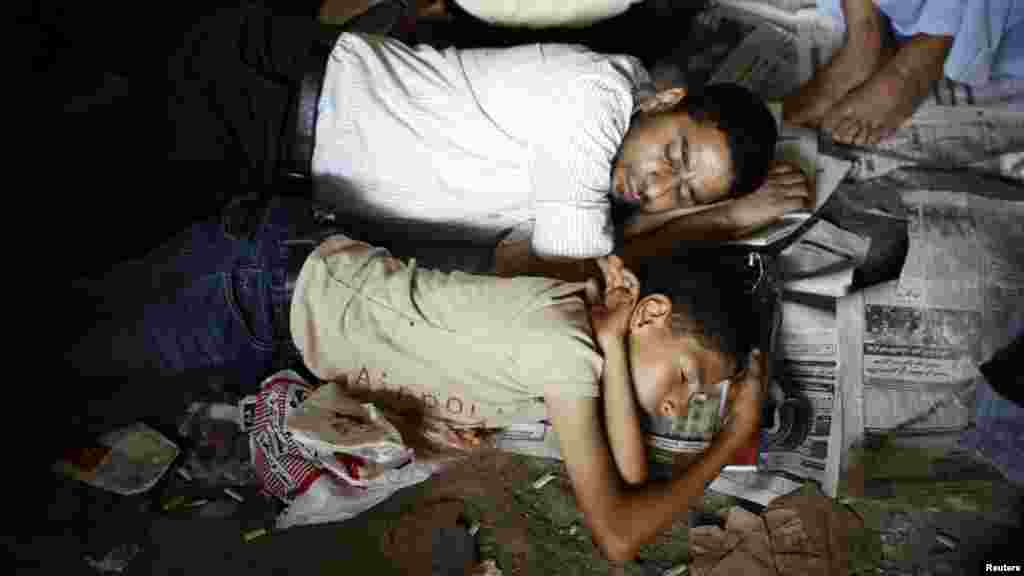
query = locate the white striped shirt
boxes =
[311,33,649,260]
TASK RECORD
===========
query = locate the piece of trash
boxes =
[531,473,557,490]
[197,499,238,519]
[55,423,179,496]
[566,525,578,536]
[162,495,187,512]
[935,532,959,551]
[176,467,193,481]
[243,528,268,542]
[468,522,481,536]
[473,559,503,576]
[84,543,142,574]
[186,499,209,508]
[224,487,245,502]
[662,564,688,576]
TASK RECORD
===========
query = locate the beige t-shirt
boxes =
[290,235,603,428]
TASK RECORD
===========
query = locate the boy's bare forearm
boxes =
[604,437,737,561]
[600,340,647,485]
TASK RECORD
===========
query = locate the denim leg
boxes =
[67,212,281,435]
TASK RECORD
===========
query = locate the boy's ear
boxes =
[638,87,688,115]
[631,294,673,330]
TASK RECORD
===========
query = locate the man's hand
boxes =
[726,163,813,235]
[717,349,767,452]
[587,256,640,348]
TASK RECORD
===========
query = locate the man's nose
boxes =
[651,173,684,198]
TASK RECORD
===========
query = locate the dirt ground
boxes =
[380,449,739,576]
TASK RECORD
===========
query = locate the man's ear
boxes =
[631,294,673,331]
[638,87,688,115]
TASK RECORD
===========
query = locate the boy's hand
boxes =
[726,162,813,233]
[717,349,767,451]
[587,256,640,347]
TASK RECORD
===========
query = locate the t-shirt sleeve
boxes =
[528,48,646,260]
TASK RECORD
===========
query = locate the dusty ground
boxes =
[380,449,738,576]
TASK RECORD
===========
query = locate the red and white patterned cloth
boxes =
[241,370,323,502]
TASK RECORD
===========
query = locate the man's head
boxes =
[622,252,756,430]
[612,83,778,214]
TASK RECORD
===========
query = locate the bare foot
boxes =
[783,0,892,127]
[823,34,953,146]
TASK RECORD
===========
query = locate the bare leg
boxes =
[783,0,893,127]
[823,33,952,146]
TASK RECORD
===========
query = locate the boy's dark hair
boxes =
[674,82,777,197]
[631,249,756,366]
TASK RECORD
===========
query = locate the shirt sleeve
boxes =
[527,47,647,260]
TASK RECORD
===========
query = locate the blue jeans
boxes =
[67,196,328,435]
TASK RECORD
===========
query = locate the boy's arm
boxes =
[589,256,647,485]
[545,349,766,563]
[598,337,648,485]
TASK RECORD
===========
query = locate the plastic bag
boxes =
[177,401,259,486]
[55,423,179,495]
[285,380,416,487]
[243,370,438,528]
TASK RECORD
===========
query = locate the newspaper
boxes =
[779,218,872,297]
[837,189,1024,444]
[842,106,1024,181]
[901,190,1024,362]
[728,121,854,247]
[704,300,843,504]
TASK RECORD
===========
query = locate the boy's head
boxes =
[623,253,756,430]
[612,83,778,214]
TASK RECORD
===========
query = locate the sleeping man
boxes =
[68,195,765,562]
[165,1,808,267]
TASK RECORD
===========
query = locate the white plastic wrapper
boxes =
[54,423,179,495]
[285,382,416,487]
[243,370,439,528]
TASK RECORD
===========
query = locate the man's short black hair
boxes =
[631,248,756,366]
[675,82,777,197]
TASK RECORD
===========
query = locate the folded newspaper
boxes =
[838,186,1024,452]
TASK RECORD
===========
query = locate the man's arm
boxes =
[546,349,766,563]
[620,163,813,267]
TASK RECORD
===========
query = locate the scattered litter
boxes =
[197,499,238,519]
[186,498,209,508]
[162,495,187,512]
[531,473,557,490]
[468,521,481,536]
[179,401,259,486]
[935,532,959,551]
[566,525,578,537]
[250,371,437,529]
[55,423,179,495]
[473,559,503,576]
[176,467,193,482]
[224,487,245,502]
[243,528,268,542]
[662,564,688,576]
[83,543,142,574]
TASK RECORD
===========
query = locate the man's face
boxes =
[626,296,738,424]
[612,109,735,214]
